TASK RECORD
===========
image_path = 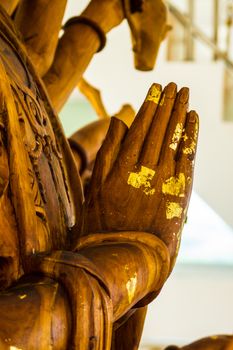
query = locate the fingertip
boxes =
[164,82,177,98]
[178,87,189,104]
[188,110,199,124]
[110,116,128,130]
[150,82,162,91]
[145,83,162,104]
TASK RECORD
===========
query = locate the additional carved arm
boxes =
[43,0,124,111]
[165,335,233,350]
[78,78,135,124]
[14,0,67,76]
[12,1,171,111]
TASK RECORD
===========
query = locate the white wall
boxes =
[142,263,233,347]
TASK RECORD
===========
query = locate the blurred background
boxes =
[60,0,233,348]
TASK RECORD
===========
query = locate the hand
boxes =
[69,105,135,186]
[82,83,199,267]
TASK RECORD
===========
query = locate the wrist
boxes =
[81,0,125,33]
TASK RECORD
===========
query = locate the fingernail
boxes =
[164,82,177,98]
[188,110,197,123]
[146,83,162,104]
[179,87,189,103]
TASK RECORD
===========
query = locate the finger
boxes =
[159,87,189,165]
[139,82,177,167]
[175,110,199,192]
[89,117,128,192]
[118,83,162,166]
[114,104,135,127]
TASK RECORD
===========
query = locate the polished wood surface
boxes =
[165,335,233,350]
[0,1,230,349]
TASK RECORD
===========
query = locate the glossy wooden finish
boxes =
[0,0,19,15]
[0,277,71,349]
[81,83,198,271]
[123,0,170,70]
[0,2,229,350]
[11,0,170,111]
[14,0,67,76]
[165,335,233,350]
[0,5,173,348]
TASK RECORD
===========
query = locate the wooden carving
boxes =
[165,335,233,350]
[0,1,230,350]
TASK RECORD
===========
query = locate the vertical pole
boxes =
[213,0,219,60]
[225,1,233,59]
[185,0,194,60]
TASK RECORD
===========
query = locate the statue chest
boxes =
[0,31,78,253]
[12,82,74,248]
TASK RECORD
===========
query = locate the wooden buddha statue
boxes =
[0,2,227,350]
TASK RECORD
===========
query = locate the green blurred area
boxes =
[59,98,97,137]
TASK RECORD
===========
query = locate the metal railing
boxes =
[166,0,233,69]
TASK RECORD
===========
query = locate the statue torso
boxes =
[0,11,82,287]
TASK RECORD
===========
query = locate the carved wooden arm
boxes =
[165,335,233,350]
[14,0,67,77]
[12,0,170,111]
[0,230,169,349]
[25,231,169,347]
[0,230,167,349]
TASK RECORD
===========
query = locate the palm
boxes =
[83,83,199,266]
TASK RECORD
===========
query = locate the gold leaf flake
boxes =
[127,166,155,196]
[146,85,161,104]
[126,273,137,304]
[169,123,183,150]
[162,173,185,197]
[166,202,183,219]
